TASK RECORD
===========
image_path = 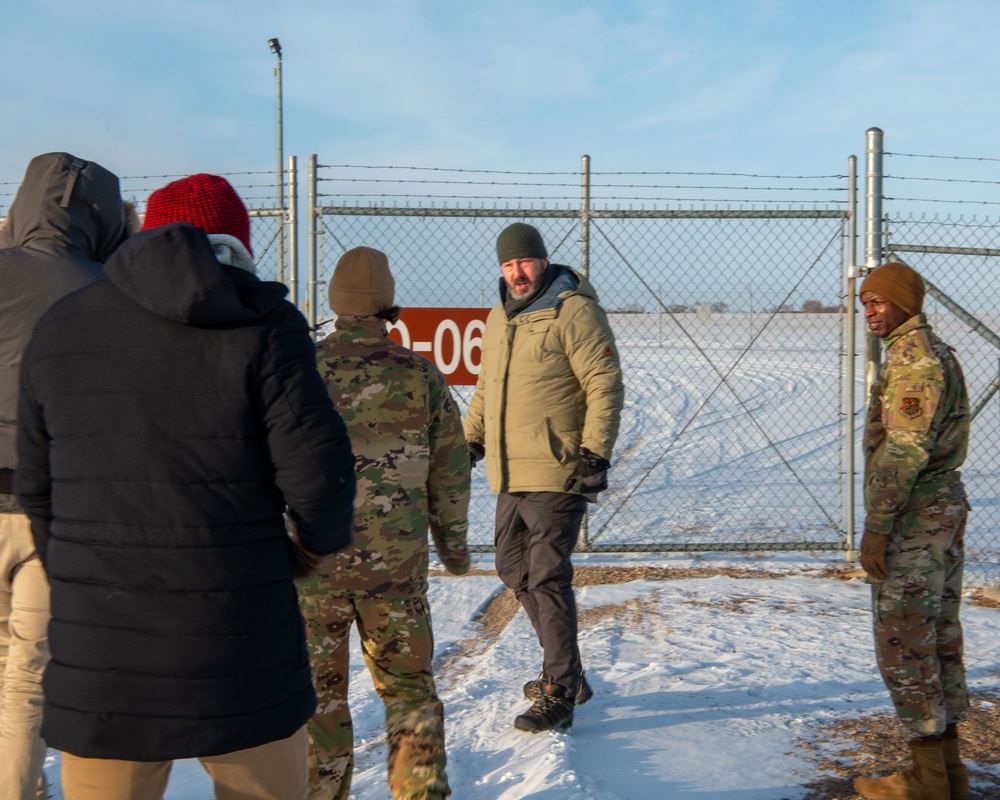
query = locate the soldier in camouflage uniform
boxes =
[297,247,471,800]
[855,261,971,800]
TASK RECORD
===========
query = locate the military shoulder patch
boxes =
[885,380,937,433]
[900,396,922,419]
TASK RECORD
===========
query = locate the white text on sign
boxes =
[387,308,490,386]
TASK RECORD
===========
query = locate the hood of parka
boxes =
[104,223,287,326]
[0,152,125,261]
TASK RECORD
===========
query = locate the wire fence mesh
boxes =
[1,169,289,288]
[312,161,854,559]
[884,215,1000,585]
[4,150,1000,585]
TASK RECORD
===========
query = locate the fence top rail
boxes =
[890,243,1000,258]
[314,206,849,220]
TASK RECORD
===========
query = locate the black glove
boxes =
[287,520,324,579]
[468,441,485,467]
[563,448,611,494]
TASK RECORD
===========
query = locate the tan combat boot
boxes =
[854,735,949,800]
[943,723,969,800]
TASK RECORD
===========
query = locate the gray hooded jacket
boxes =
[0,153,124,497]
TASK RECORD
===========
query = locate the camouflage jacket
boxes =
[863,313,969,535]
[300,316,471,598]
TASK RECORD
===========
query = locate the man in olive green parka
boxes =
[464,223,623,734]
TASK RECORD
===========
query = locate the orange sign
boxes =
[387,308,490,385]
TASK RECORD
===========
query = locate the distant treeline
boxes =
[611,300,845,314]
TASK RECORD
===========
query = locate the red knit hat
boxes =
[141,173,252,257]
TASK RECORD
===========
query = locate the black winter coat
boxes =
[16,223,355,761]
[0,152,124,482]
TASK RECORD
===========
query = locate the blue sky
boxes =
[3,0,1000,207]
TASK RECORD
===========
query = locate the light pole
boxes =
[268,37,286,285]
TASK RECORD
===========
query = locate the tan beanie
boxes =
[859,261,925,317]
[328,246,395,316]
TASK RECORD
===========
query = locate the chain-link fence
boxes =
[119,170,293,292]
[882,216,1000,585]
[310,159,855,558]
[1,167,292,293]
[5,145,1000,586]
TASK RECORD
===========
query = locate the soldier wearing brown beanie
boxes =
[301,246,470,800]
[859,260,925,321]
[854,261,971,800]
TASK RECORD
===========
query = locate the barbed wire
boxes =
[315,192,848,206]
[120,170,274,181]
[317,176,842,194]
[319,164,577,175]
[886,174,1000,187]
[887,216,1000,228]
[887,151,1000,163]
[317,193,579,202]
[885,195,1000,206]
[318,163,843,180]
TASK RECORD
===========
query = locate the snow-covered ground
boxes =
[40,552,1000,799]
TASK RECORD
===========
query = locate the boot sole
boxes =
[514,715,574,734]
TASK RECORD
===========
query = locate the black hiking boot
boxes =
[514,683,574,733]
[523,671,593,706]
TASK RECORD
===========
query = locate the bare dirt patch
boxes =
[798,694,1000,799]
[816,564,1000,610]
[967,589,1000,610]
[429,564,789,585]
[431,565,788,674]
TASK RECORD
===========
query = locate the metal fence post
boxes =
[864,127,885,396]
[287,155,298,309]
[580,154,592,548]
[845,154,859,561]
[272,42,286,286]
[308,154,318,330]
[580,154,591,279]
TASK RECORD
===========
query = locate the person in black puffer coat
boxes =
[16,174,355,800]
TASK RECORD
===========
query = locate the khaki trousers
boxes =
[0,513,51,800]
[60,726,309,800]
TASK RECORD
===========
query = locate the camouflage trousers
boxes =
[870,498,969,738]
[297,593,450,800]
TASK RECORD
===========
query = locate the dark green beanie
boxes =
[496,223,548,264]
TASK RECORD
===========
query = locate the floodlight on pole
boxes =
[269,37,286,284]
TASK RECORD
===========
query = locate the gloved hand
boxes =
[563,448,611,494]
[287,527,324,579]
[468,441,485,467]
[859,530,889,582]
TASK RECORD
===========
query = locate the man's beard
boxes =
[508,277,539,298]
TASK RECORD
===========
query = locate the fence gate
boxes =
[308,156,853,554]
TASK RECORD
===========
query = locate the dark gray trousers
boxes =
[494,491,586,697]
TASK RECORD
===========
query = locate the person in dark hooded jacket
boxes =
[0,152,126,800]
[15,174,355,800]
